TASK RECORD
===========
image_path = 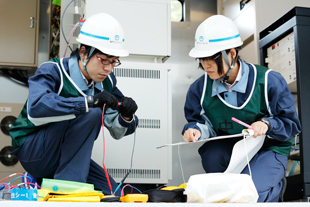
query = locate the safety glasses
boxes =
[197,53,221,63]
[95,55,121,67]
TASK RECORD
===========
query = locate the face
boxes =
[80,50,120,83]
[199,51,232,80]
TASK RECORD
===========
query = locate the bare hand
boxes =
[251,121,268,138]
[183,128,201,142]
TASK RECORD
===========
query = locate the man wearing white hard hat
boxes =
[182,15,301,202]
[9,13,138,195]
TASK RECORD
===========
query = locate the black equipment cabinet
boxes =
[259,7,310,201]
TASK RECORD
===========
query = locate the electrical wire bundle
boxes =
[0,172,41,199]
[101,104,142,199]
[0,69,30,86]
[120,184,142,197]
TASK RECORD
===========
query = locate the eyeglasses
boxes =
[197,54,221,63]
[95,55,121,67]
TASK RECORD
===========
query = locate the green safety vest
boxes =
[202,65,292,156]
[9,58,113,148]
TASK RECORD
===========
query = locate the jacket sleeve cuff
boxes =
[74,97,88,115]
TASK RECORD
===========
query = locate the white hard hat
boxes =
[77,13,129,57]
[189,15,243,58]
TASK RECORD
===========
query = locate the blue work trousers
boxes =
[13,108,119,195]
[198,137,288,202]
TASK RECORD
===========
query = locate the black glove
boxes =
[87,91,118,108]
[119,97,138,118]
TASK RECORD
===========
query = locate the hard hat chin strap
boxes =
[221,50,238,82]
[212,50,239,92]
[79,47,96,75]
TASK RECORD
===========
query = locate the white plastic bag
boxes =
[185,173,258,203]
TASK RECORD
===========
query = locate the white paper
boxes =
[224,134,265,174]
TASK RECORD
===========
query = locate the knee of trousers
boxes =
[81,108,103,128]
[199,144,230,173]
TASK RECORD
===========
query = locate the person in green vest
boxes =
[182,15,301,202]
[9,13,138,196]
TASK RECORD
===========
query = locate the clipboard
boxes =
[156,133,244,149]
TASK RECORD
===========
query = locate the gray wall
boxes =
[255,0,310,32]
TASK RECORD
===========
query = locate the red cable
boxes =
[101,104,113,194]
[0,176,10,183]
[121,184,134,197]
[0,173,29,183]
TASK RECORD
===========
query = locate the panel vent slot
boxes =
[114,68,160,79]
[138,119,160,129]
[107,168,161,179]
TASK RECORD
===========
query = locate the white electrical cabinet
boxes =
[91,62,171,184]
[0,0,40,68]
[84,0,171,58]
[222,0,255,42]
[61,0,173,184]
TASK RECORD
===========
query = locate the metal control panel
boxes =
[259,7,310,201]
[265,32,297,92]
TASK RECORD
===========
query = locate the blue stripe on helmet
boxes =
[80,31,109,40]
[209,34,240,42]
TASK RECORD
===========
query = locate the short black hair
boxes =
[70,44,116,60]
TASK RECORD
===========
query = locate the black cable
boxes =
[0,69,29,86]
[113,117,137,194]
[61,0,75,52]
[129,118,137,170]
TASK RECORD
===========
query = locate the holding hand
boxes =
[183,128,201,142]
[251,121,269,138]
[87,91,118,108]
[119,97,138,119]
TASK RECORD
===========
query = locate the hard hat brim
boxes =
[189,48,219,58]
[189,40,243,58]
[76,37,129,57]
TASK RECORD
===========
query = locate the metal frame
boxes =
[259,7,310,201]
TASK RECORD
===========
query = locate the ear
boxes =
[230,48,237,59]
[79,46,88,62]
